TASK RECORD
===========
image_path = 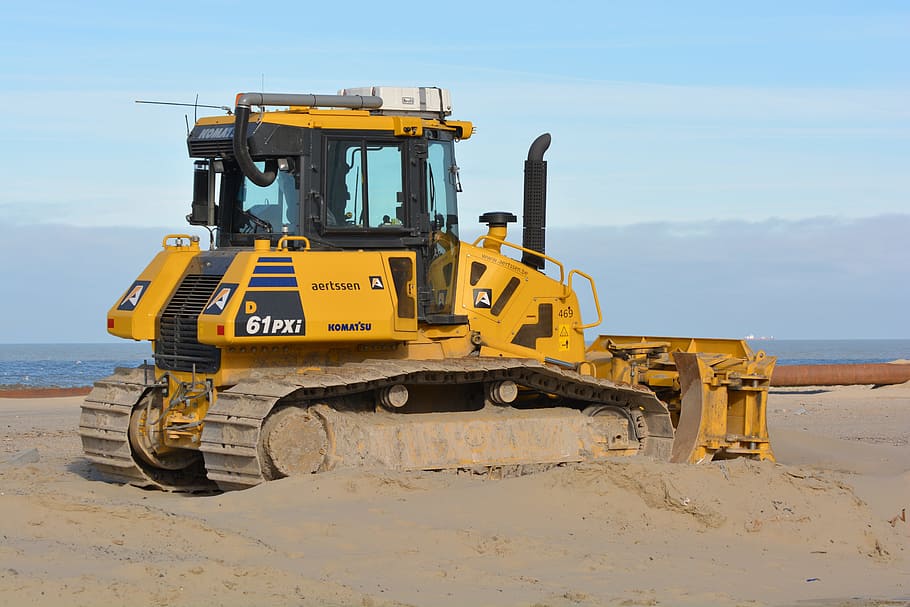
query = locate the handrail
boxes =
[471,235,565,284]
[161,234,200,249]
[568,269,602,330]
[276,235,312,251]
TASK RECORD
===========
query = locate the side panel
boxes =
[457,243,587,363]
[198,249,417,344]
[107,242,202,340]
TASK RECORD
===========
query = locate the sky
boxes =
[0,1,907,341]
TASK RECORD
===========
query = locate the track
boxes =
[80,359,674,492]
[78,366,213,491]
[199,358,675,491]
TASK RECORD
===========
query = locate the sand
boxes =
[1,384,908,606]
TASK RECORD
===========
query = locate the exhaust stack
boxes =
[521,133,551,270]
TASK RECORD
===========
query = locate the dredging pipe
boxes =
[771,363,910,387]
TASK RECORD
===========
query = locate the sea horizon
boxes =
[1,339,909,388]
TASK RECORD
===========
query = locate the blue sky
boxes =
[0,1,907,341]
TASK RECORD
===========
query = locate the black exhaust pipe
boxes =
[232,103,277,187]
[521,133,551,269]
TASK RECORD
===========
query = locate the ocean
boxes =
[0,342,153,389]
[0,339,908,388]
[746,339,910,366]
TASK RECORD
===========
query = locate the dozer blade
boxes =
[671,352,775,464]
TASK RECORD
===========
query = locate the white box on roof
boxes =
[339,86,452,116]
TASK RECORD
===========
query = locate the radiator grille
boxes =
[188,139,233,157]
[155,274,223,373]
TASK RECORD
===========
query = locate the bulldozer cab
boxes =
[187,96,466,322]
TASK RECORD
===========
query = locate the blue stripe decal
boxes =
[249,277,298,288]
[253,265,295,274]
[258,256,292,263]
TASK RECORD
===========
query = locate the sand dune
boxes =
[1,386,908,606]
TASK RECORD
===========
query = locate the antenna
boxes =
[135,100,232,115]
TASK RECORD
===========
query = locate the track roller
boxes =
[486,380,519,404]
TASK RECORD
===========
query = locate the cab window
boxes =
[226,161,300,236]
[427,140,459,242]
[325,139,405,229]
[425,139,461,315]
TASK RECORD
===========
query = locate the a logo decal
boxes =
[245,316,304,335]
[194,125,235,140]
[311,281,361,291]
[328,322,372,332]
[235,291,306,336]
[369,276,385,290]
[204,284,238,315]
[473,288,492,309]
[117,280,151,311]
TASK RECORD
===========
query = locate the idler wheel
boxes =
[128,400,198,471]
[261,407,329,478]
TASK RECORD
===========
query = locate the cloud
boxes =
[544,215,910,339]
[0,216,906,343]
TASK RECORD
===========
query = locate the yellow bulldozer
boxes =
[80,86,775,491]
